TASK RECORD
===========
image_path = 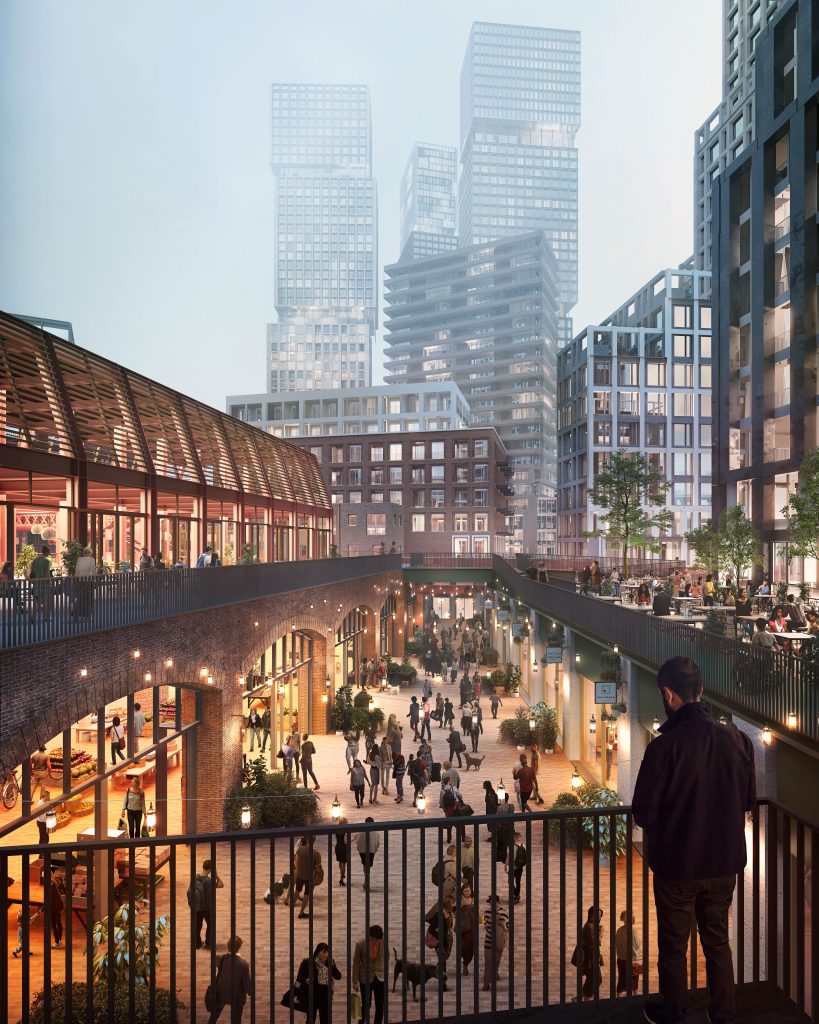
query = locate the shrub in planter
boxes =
[353,691,372,709]
[576,783,628,860]
[490,668,507,691]
[545,623,565,648]
[533,703,558,751]
[481,646,500,667]
[225,759,318,830]
[798,581,812,602]
[547,792,583,848]
[498,711,533,747]
[27,982,182,1024]
[480,674,494,695]
[388,655,417,685]
[503,663,521,694]
[705,609,728,636]
[404,636,422,656]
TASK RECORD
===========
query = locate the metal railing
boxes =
[0,800,813,1024]
[0,555,402,651]
[493,557,819,745]
[407,554,494,570]
[514,555,688,577]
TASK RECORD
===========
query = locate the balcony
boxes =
[0,555,402,651]
[0,801,810,1024]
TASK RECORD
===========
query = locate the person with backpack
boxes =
[392,750,406,804]
[440,783,464,844]
[190,859,224,950]
[512,833,528,903]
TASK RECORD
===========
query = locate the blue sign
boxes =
[595,681,618,704]
[546,647,563,664]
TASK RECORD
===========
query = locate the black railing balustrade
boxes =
[493,556,819,745]
[0,801,814,1023]
[0,554,401,651]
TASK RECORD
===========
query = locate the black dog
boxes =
[392,947,443,1000]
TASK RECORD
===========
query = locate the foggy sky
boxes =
[0,1,720,410]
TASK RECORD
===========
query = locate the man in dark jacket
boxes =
[633,657,755,1024]
[652,590,672,616]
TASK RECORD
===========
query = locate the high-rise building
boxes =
[268,84,377,392]
[713,0,817,584]
[399,143,458,263]
[458,21,581,343]
[383,230,559,554]
[557,264,713,563]
[694,0,784,279]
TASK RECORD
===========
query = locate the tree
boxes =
[685,521,720,571]
[716,505,760,591]
[91,899,171,986]
[782,448,819,561]
[584,450,672,577]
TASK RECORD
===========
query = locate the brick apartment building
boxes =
[292,428,514,556]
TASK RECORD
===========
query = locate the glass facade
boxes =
[399,143,458,263]
[268,84,377,392]
[459,22,580,344]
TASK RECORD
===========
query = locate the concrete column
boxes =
[613,656,648,805]
[561,628,581,761]
[733,715,776,800]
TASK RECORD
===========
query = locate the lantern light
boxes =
[165,658,173,668]
[331,795,342,821]
[144,671,152,682]
[575,654,580,664]
[254,621,259,627]
[652,717,661,734]
[529,713,536,731]
[322,692,328,704]
[80,667,88,678]
[146,802,156,832]
[45,808,57,834]
[589,715,597,735]
[718,714,728,725]
[133,650,141,659]
[240,804,251,829]
[613,645,619,654]
[497,778,506,802]
[325,674,331,688]
[206,675,214,686]
[417,792,426,814]
[786,711,798,730]
[571,768,582,791]
[761,725,773,746]
[278,682,285,696]
[200,667,208,678]
[238,676,245,687]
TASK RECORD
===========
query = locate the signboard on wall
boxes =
[546,647,563,664]
[496,609,509,622]
[595,681,618,704]
[511,622,525,638]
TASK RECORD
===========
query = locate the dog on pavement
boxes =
[464,752,485,771]
[393,948,442,1000]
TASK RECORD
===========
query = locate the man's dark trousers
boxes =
[653,874,736,1022]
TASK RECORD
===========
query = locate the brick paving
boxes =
[3,664,710,1023]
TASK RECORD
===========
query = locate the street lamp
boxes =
[325,674,331,689]
[528,713,536,731]
[240,804,251,829]
[786,711,798,730]
[331,795,342,821]
[571,768,582,791]
[497,778,506,802]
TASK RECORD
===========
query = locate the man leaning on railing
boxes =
[633,657,756,1024]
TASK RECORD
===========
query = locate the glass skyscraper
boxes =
[268,84,377,392]
[399,143,458,263]
[458,22,581,344]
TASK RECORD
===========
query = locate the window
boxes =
[348,445,362,462]
[349,491,362,504]
[593,391,611,415]
[700,365,712,388]
[431,489,445,508]
[454,490,468,507]
[673,364,693,387]
[700,452,712,477]
[619,393,639,416]
[700,336,712,358]
[646,362,666,386]
[595,421,612,446]
[475,488,488,507]
[474,513,488,531]
[412,490,425,507]
[412,443,426,459]
[673,393,694,416]
[330,470,343,486]
[389,443,402,461]
[347,544,359,557]
[309,446,322,462]
[646,422,666,446]
[593,360,611,385]
[347,513,358,526]
[370,491,384,503]
[673,334,692,358]
[430,441,445,459]
[673,453,693,476]
[431,465,445,481]
[673,423,693,447]
[411,513,425,532]
[700,394,712,417]
[455,443,469,459]
[700,424,712,447]
[474,464,489,481]
[330,445,344,463]
[672,483,693,506]
[389,466,402,484]
[474,439,489,457]
[455,465,469,482]
[370,469,384,485]
[430,514,445,532]
[618,362,638,386]
[411,467,425,484]
[618,422,639,446]
[646,392,667,415]
[370,445,383,462]
[454,513,468,531]
[366,513,386,535]
[349,468,362,486]
[673,304,692,328]
[700,307,712,329]
[389,490,403,504]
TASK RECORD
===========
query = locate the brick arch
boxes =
[239,614,332,677]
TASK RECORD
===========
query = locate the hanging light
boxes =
[146,802,156,832]
[575,653,580,664]
[165,658,173,668]
[199,667,208,678]
[761,725,773,746]
[278,682,285,696]
[331,795,342,821]
[589,714,597,735]
[133,649,141,659]
[417,792,426,814]
[238,676,245,687]
[325,674,331,688]
[45,807,57,834]
[571,768,582,791]
[529,713,536,731]
[79,667,88,678]
[144,671,152,682]
[240,804,251,829]
[718,714,728,725]
[786,711,798,730]
[497,778,506,802]
[652,717,661,734]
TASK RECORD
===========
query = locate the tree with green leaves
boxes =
[684,521,720,572]
[584,450,672,577]
[782,448,819,561]
[717,505,761,591]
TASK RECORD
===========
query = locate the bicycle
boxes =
[2,769,20,810]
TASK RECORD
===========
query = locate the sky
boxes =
[0,1,721,411]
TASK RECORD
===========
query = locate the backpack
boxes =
[187,875,207,911]
[514,844,527,869]
[441,788,456,811]
[312,861,324,887]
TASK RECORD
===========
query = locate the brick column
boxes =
[181,686,242,834]
[308,634,330,735]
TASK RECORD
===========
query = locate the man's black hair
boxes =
[369,924,383,939]
[755,616,768,630]
[657,657,703,702]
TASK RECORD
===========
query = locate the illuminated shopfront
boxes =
[0,312,332,571]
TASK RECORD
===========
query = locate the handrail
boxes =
[0,554,402,650]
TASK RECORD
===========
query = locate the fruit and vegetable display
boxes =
[48,749,97,780]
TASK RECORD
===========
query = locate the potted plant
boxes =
[490,668,507,694]
[60,539,84,577]
[504,663,521,696]
[481,646,500,667]
[387,654,417,686]
[705,609,728,636]
[330,682,354,735]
